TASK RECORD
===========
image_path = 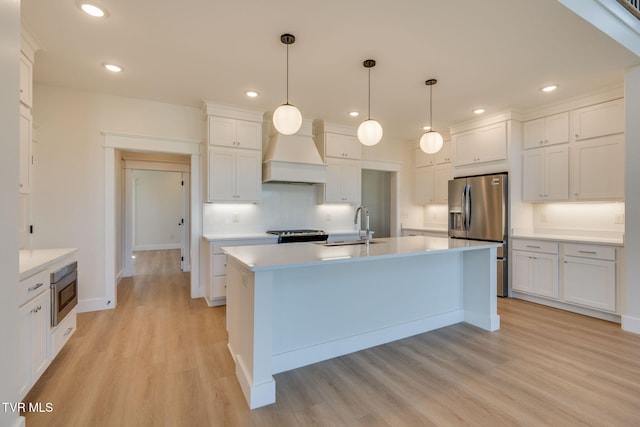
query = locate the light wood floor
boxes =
[24,249,640,426]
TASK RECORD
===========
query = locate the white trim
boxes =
[513,292,622,323]
[361,159,402,172]
[77,297,113,313]
[203,102,264,122]
[622,315,640,334]
[272,310,464,375]
[103,132,202,305]
[123,159,190,172]
[449,111,524,135]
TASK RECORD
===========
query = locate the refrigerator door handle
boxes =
[464,184,471,231]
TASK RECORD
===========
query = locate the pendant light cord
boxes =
[367,67,371,120]
[429,84,433,130]
[286,43,289,105]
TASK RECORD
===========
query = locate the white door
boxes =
[180,172,191,272]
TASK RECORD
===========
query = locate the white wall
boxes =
[624,65,640,333]
[531,202,625,238]
[0,1,22,425]
[32,85,203,309]
[133,169,182,250]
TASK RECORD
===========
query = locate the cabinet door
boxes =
[563,256,616,312]
[19,52,33,107]
[522,149,544,201]
[452,131,477,166]
[415,147,436,167]
[531,253,559,298]
[235,149,261,202]
[324,158,343,203]
[435,139,452,164]
[476,122,507,163]
[512,251,534,293]
[546,112,569,145]
[236,120,261,150]
[572,99,624,141]
[434,164,451,204]
[340,159,361,203]
[523,118,546,149]
[415,166,434,204]
[18,303,30,400]
[544,145,569,201]
[570,134,624,200]
[209,117,237,147]
[30,291,50,385]
[208,148,236,201]
[19,106,32,194]
[326,133,361,159]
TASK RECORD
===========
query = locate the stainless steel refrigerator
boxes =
[448,173,508,296]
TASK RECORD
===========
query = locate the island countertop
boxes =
[222,236,500,272]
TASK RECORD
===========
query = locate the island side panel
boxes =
[226,257,276,409]
[271,251,464,374]
[462,246,500,331]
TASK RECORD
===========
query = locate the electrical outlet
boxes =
[614,214,625,224]
[540,212,548,223]
[232,214,239,223]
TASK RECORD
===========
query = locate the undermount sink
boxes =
[320,240,382,247]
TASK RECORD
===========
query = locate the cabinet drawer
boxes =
[19,270,50,307]
[512,239,558,254]
[563,244,615,261]
[213,254,227,275]
[51,309,76,358]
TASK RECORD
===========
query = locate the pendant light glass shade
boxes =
[357,119,383,146]
[273,104,302,135]
[273,33,302,135]
[358,59,382,146]
[420,78,442,154]
[420,130,443,154]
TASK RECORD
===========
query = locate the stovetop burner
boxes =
[266,229,329,243]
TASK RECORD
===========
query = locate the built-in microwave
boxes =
[50,261,78,327]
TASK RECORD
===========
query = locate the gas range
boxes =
[266,229,329,244]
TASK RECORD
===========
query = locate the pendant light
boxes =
[273,33,302,135]
[419,79,443,154]
[357,59,383,146]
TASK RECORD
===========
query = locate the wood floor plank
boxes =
[22,250,640,426]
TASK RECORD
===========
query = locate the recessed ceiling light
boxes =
[104,64,123,73]
[245,91,259,98]
[541,85,558,93]
[79,2,107,18]
[473,108,486,114]
[349,111,359,117]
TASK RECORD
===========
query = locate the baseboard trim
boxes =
[77,297,115,313]
[622,315,640,334]
[513,292,621,323]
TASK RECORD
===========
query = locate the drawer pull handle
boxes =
[578,250,597,254]
[526,245,541,249]
[63,327,73,336]
[28,282,44,292]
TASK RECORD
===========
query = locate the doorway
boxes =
[362,169,392,238]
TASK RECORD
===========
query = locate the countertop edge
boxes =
[511,234,624,246]
[19,248,79,281]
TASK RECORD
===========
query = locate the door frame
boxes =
[103,132,202,309]
[361,159,401,237]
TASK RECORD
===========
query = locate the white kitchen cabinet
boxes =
[323,157,361,203]
[18,278,51,400]
[522,144,569,201]
[570,134,624,201]
[435,139,452,164]
[19,51,33,108]
[325,133,361,159]
[571,99,624,141]
[415,147,436,168]
[208,116,261,150]
[523,112,569,149]
[415,164,451,205]
[512,240,559,299]
[452,122,507,166]
[563,243,616,312]
[208,147,261,202]
[19,104,32,194]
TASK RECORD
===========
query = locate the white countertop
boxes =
[401,225,448,233]
[223,236,499,272]
[511,232,624,246]
[19,248,78,280]
[203,233,277,241]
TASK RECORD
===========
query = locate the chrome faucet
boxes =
[354,205,370,244]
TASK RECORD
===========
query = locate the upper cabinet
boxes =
[570,134,624,201]
[204,103,263,203]
[325,133,361,160]
[523,112,569,149]
[19,105,32,194]
[522,145,569,202]
[571,99,624,141]
[415,139,451,168]
[452,122,507,167]
[19,52,33,108]
[208,116,261,150]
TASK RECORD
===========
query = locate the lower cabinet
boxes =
[18,288,50,400]
[512,239,619,318]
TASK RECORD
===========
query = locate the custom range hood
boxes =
[263,116,327,184]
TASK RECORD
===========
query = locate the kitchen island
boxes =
[223,236,500,409]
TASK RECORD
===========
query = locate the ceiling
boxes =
[21,0,640,144]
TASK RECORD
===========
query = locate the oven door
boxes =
[51,270,78,327]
